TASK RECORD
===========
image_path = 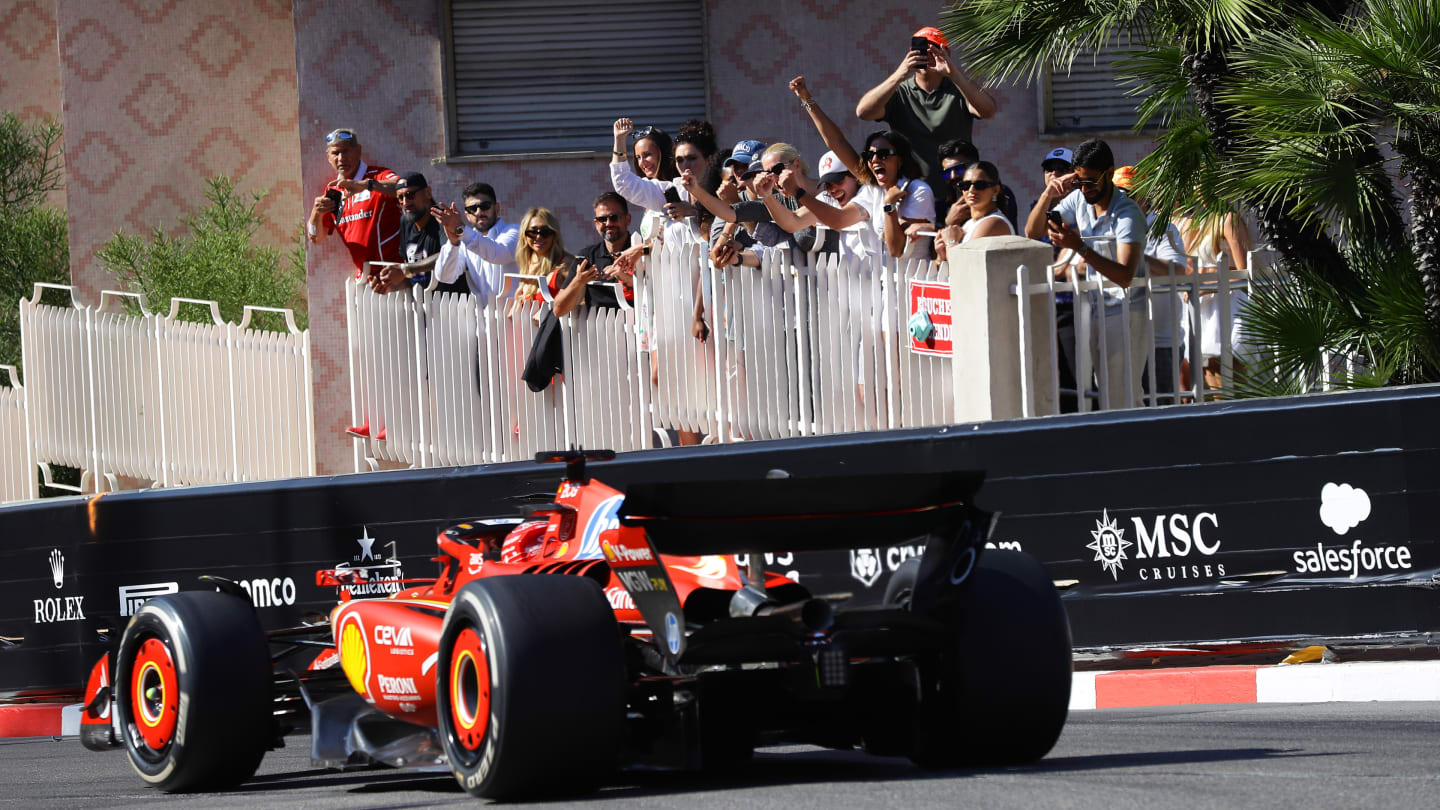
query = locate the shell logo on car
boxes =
[339,615,369,696]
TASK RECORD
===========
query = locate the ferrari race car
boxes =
[76,450,1073,799]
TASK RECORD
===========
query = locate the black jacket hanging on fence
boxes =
[522,309,564,392]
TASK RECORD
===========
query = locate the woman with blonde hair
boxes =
[507,207,570,319]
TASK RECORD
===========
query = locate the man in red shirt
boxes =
[306,128,403,276]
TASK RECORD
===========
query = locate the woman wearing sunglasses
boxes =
[934,161,1013,254]
[789,76,936,259]
[507,208,571,319]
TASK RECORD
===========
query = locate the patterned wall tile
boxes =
[0,1,56,61]
[66,131,132,195]
[180,14,254,79]
[119,73,195,137]
[59,18,127,82]
[118,0,180,24]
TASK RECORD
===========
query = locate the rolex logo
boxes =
[48,549,64,589]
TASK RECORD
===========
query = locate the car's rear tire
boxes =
[910,549,1071,768]
[437,576,626,799]
[114,591,272,791]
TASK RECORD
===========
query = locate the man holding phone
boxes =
[306,128,403,276]
[551,192,638,317]
[1025,138,1149,409]
[855,26,998,195]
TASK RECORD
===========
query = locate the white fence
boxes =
[344,243,955,470]
[3,284,313,501]
[0,239,1277,502]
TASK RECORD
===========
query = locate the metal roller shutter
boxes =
[1044,37,1141,133]
[446,0,708,155]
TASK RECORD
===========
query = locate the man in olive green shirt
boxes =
[855,26,998,195]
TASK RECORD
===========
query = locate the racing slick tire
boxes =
[437,575,626,800]
[910,550,1071,768]
[113,591,272,792]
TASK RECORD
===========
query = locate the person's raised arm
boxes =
[552,259,600,318]
[679,171,736,223]
[854,51,927,121]
[1026,173,1075,239]
[307,194,334,243]
[612,117,632,164]
[931,46,998,119]
[790,76,864,180]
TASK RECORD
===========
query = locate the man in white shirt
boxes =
[432,182,520,301]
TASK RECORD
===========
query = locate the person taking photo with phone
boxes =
[855,26,998,197]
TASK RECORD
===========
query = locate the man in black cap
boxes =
[375,172,468,294]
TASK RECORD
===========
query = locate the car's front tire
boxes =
[437,576,626,799]
[114,591,272,791]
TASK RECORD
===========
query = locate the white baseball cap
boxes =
[1041,147,1074,168]
[817,150,849,184]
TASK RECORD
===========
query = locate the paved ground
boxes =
[4,702,1438,808]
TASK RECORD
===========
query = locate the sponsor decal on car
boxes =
[374,624,414,655]
[604,586,636,611]
[119,582,179,617]
[33,549,85,624]
[1087,509,1225,582]
[616,569,665,593]
[578,495,624,560]
[376,673,419,700]
[850,548,883,588]
[665,612,681,655]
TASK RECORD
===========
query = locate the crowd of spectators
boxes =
[311,25,1245,426]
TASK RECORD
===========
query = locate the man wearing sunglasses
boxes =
[552,191,638,316]
[307,128,403,275]
[369,172,469,295]
[855,26,998,198]
[433,182,520,301]
[1025,138,1148,409]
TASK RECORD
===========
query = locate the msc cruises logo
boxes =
[1087,509,1132,580]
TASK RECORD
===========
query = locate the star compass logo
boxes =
[1087,509,1132,580]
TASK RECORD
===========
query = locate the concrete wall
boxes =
[52,0,301,304]
[0,0,65,208]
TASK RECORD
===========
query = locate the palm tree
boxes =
[938,0,1369,295]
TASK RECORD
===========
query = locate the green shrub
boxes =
[0,112,68,371]
[98,176,308,329]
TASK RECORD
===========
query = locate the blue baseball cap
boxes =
[724,139,767,169]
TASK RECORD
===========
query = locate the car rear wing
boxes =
[617,470,987,557]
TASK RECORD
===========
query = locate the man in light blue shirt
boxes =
[1026,139,1148,409]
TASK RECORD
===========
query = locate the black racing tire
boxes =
[911,550,1072,768]
[884,557,922,608]
[437,576,626,800]
[113,591,272,792]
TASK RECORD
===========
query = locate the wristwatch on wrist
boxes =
[883,202,897,214]
[452,225,464,236]
[366,178,375,193]
[613,150,626,159]
[794,187,806,201]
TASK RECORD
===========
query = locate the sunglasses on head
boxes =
[862,147,898,162]
[594,214,623,224]
[465,200,495,214]
[525,226,555,239]
[325,128,357,144]
[952,179,997,192]
[630,126,665,141]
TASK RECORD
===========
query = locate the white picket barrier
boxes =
[646,241,720,442]
[0,366,34,502]
[564,290,650,453]
[888,258,953,427]
[19,284,94,486]
[416,289,493,467]
[6,284,313,502]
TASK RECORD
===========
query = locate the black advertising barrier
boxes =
[3,385,1438,698]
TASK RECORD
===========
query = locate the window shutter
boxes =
[1045,40,1141,132]
[448,0,708,155]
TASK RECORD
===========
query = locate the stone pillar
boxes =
[945,235,1058,423]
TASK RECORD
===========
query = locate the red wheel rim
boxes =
[132,637,178,751]
[449,627,491,750]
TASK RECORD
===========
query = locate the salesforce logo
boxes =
[1319,482,1371,535]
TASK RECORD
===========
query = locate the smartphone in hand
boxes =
[1047,211,1064,229]
[663,186,682,206]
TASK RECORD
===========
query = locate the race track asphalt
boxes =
[3,702,1436,809]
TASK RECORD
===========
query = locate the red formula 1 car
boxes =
[77,450,1072,799]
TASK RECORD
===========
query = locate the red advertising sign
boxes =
[908,280,952,356]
